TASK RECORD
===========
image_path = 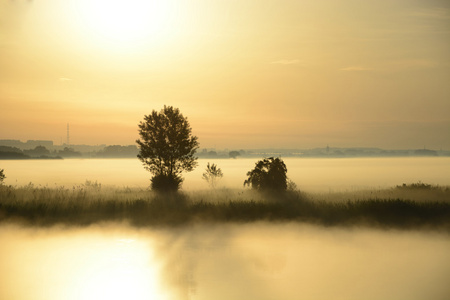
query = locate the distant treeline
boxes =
[0,146,63,160]
[0,145,138,159]
[0,145,78,159]
[1,184,449,230]
[1,142,448,159]
[96,145,139,158]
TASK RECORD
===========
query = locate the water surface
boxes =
[0,223,449,300]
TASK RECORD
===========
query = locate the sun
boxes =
[73,0,178,50]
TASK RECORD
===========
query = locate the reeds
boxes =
[1,183,449,230]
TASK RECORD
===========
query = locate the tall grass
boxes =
[1,182,449,230]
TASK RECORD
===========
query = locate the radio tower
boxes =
[66,123,70,146]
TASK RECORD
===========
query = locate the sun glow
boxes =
[74,0,179,50]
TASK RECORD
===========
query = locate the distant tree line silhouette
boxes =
[96,145,138,158]
[0,146,30,159]
[0,145,76,159]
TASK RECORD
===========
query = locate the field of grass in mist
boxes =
[0,181,449,230]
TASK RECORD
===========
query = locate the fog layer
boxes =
[2,157,449,192]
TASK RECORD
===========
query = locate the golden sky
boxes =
[1,0,449,149]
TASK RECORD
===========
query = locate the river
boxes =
[0,223,449,300]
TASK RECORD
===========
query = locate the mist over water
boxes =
[0,223,449,300]
[2,157,449,192]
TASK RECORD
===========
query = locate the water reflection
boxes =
[73,238,163,300]
[0,223,449,300]
[0,225,170,300]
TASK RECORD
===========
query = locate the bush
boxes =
[0,169,5,184]
[151,174,183,192]
[244,157,288,191]
[202,163,223,188]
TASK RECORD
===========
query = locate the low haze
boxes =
[1,157,449,192]
[1,0,449,149]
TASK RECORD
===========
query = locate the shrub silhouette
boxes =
[136,106,199,192]
[0,169,5,184]
[244,157,288,191]
[202,163,223,188]
[151,174,183,192]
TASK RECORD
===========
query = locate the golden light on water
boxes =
[0,228,170,300]
[73,238,165,300]
[1,224,450,300]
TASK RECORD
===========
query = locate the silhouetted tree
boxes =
[202,163,223,188]
[0,169,5,184]
[244,157,288,191]
[136,106,199,192]
[229,151,240,159]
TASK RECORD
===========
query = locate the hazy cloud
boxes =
[59,77,72,82]
[342,59,440,73]
[390,59,438,70]
[406,7,450,20]
[340,66,373,71]
[270,59,301,65]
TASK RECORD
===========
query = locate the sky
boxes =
[1,0,449,149]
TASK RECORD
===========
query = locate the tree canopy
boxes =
[136,106,199,191]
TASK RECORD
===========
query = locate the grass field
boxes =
[0,181,449,230]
